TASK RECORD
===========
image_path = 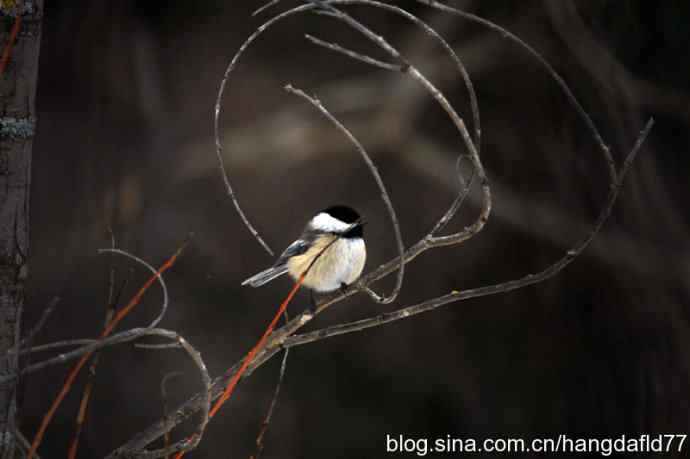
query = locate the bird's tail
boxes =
[241,264,289,287]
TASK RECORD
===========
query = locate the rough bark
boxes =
[0,1,42,457]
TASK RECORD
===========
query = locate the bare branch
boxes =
[210,0,488,303]
[428,154,475,237]
[98,248,170,329]
[135,342,182,350]
[117,332,212,459]
[16,339,96,356]
[213,20,276,257]
[15,429,41,459]
[249,311,290,459]
[19,297,60,348]
[414,0,615,180]
[304,34,403,72]
[252,0,281,17]
[106,3,652,456]
[283,119,654,348]
[284,84,406,305]
[4,331,154,384]
[305,0,491,247]
[216,0,483,261]
[310,0,482,149]
[5,241,186,385]
[68,231,119,459]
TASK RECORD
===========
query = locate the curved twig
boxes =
[252,0,282,17]
[214,0,484,262]
[98,248,170,329]
[214,28,275,257]
[284,84,405,304]
[213,0,487,303]
[428,154,475,238]
[285,119,653,346]
[8,241,187,385]
[27,243,187,459]
[132,332,212,459]
[414,0,615,181]
[105,3,653,456]
[68,229,120,459]
[308,0,485,237]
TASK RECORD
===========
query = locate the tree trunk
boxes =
[0,1,42,457]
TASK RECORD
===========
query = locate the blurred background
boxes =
[21,0,690,457]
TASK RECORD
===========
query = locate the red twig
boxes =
[211,274,304,416]
[0,15,21,76]
[28,242,188,459]
[172,273,306,459]
[66,380,94,459]
[68,233,122,459]
[249,311,289,459]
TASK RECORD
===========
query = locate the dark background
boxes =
[21,1,690,457]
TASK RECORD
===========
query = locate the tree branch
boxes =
[101,2,652,456]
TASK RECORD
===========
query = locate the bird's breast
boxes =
[287,237,366,292]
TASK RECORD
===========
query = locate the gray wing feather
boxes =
[241,238,310,288]
[241,264,289,287]
[275,238,310,265]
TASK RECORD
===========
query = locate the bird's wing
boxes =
[274,238,310,266]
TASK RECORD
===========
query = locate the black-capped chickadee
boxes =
[242,205,366,293]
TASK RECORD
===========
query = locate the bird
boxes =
[241,205,367,295]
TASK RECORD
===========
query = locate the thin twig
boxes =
[67,230,120,459]
[172,222,355,459]
[252,0,281,17]
[307,1,491,249]
[214,28,274,257]
[5,332,172,381]
[105,3,652,456]
[429,155,475,237]
[116,117,650,457]
[16,339,96,356]
[0,15,21,76]
[212,278,301,416]
[135,342,182,350]
[285,84,406,304]
[27,242,188,459]
[108,331,212,459]
[304,34,403,72]
[214,0,484,301]
[282,119,654,348]
[99,246,178,329]
[414,0,615,180]
[160,372,183,459]
[19,297,60,348]
[15,429,41,459]
[303,8,486,244]
[170,274,306,459]
[249,311,289,459]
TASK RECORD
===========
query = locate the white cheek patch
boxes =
[310,212,352,233]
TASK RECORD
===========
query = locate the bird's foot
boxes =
[339,282,349,295]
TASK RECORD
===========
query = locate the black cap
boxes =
[321,205,361,224]
[321,205,364,239]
